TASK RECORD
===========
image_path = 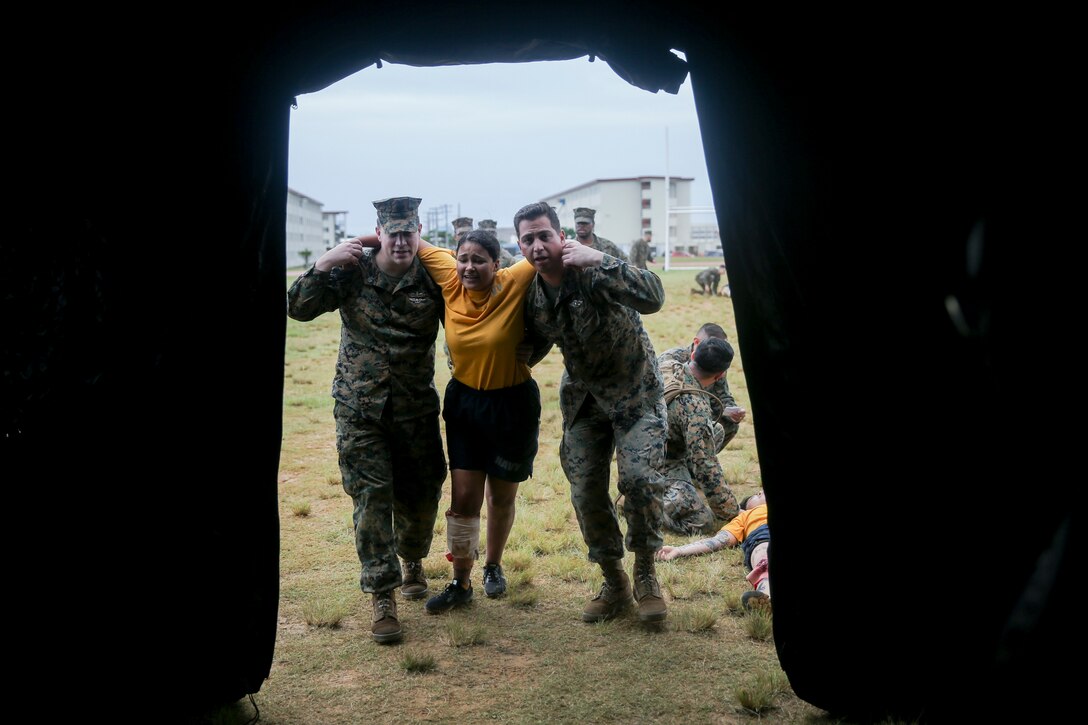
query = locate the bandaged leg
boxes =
[745,542,770,597]
[446,512,480,561]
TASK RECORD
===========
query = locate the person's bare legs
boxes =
[449,469,487,586]
[426,468,486,613]
[484,478,519,566]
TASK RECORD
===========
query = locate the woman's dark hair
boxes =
[457,229,500,261]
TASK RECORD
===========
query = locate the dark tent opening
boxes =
[7,4,1073,720]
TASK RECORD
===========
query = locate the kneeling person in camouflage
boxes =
[658,337,740,535]
[287,196,446,644]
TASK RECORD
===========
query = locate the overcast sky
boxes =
[287,55,715,236]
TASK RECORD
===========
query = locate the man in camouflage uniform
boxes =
[573,207,629,262]
[658,337,740,535]
[452,216,473,247]
[693,265,724,296]
[478,218,516,268]
[515,201,669,624]
[629,230,652,270]
[659,322,747,449]
[286,196,446,644]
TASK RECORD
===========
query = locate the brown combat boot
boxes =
[581,560,633,622]
[371,591,402,643]
[400,559,429,600]
[632,552,667,623]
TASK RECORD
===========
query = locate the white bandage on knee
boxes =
[446,513,480,561]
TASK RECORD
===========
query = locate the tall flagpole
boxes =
[664,126,671,272]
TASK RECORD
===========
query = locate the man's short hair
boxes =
[697,322,727,340]
[692,337,734,375]
[458,229,500,261]
[739,495,753,510]
[513,202,560,236]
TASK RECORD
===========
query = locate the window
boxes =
[641,199,651,209]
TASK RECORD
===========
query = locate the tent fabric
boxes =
[6,3,1073,719]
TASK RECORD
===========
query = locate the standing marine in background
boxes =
[629,229,652,270]
[572,207,628,262]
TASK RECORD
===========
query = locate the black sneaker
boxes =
[482,563,507,599]
[424,580,473,614]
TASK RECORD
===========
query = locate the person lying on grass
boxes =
[656,490,771,611]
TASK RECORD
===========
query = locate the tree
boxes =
[299,249,313,267]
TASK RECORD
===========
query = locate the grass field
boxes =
[232,265,842,724]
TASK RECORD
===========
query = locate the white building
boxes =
[690,223,723,256]
[322,210,348,251]
[542,176,700,257]
[286,188,325,267]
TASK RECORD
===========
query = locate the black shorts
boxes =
[443,377,541,483]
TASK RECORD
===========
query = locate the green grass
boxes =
[743,608,774,641]
[735,669,788,715]
[261,268,823,723]
[301,596,351,628]
[445,620,488,647]
[400,651,438,674]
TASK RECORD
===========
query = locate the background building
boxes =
[690,223,723,256]
[286,187,325,267]
[542,176,717,256]
[322,210,348,251]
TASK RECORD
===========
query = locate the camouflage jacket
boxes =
[659,345,737,408]
[590,234,628,262]
[629,238,650,269]
[286,253,443,421]
[659,360,738,522]
[695,267,720,286]
[524,255,664,432]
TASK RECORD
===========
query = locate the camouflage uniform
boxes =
[694,267,721,295]
[630,237,651,270]
[660,345,739,448]
[286,251,447,594]
[657,359,739,535]
[589,233,629,262]
[523,256,667,561]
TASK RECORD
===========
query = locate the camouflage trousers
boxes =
[660,456,738,536]
[334,402,446,594]
[561,397,667,561]
[661,479,718,536]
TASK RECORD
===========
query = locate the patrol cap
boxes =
[373,197,422,234]
[452,216,473,231]
[573,207,596,223]
[478,219,498,230]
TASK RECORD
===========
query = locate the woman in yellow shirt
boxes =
[412,229,541,612]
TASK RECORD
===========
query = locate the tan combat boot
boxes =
[632,552,667,623]
[400,559,429,600]
[371,591,402,643]
[581,559,633,622]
